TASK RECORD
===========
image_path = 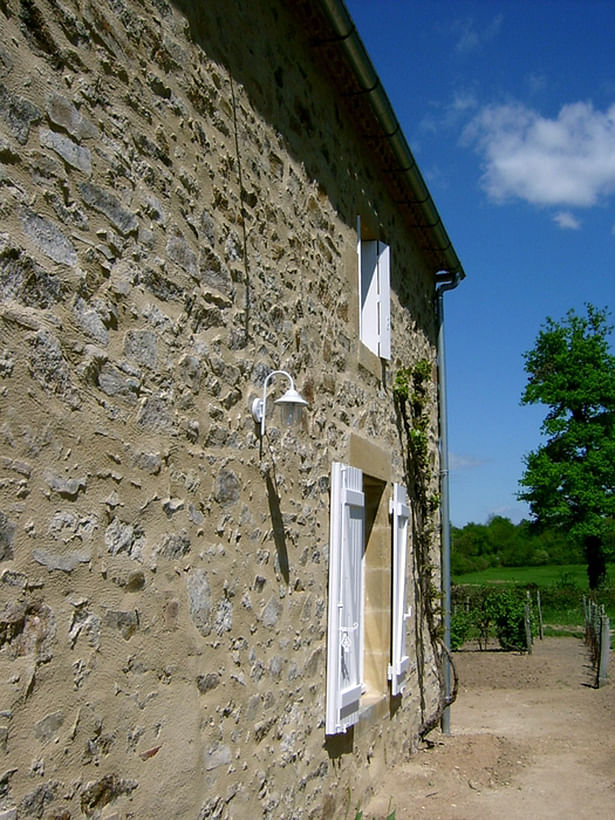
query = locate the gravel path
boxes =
[364,637,615,819]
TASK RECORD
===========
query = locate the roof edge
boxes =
[315,0,465,280]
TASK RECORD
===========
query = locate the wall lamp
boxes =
[251,370,308,438]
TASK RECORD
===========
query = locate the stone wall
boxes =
[0,0,443,817]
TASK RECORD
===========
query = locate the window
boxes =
[389,483,411,696]
[326,463,411,735]
[358,218,391,360]
[325,463,364,735]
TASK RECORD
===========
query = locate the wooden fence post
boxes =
[597,612,610,688]
[591,605,598,665]
[536,589,544,640]
[524,591,532,654]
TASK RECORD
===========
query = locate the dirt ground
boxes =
[364,636,615,819]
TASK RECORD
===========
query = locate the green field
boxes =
[452,563,615,637]
[452,563,614,588]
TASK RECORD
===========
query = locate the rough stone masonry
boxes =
[0,0,444,817]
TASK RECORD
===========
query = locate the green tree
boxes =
[519,304,615,588]
[451,516,577,574]
[486,515,525,565]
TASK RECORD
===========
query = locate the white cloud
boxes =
[450,453,484,471]
[553,211,581,230]
[419,91,478,136]
[453,14,503,54]
[486,504,527,525]
[525,73,547,95]
[455,22,478,54]
[463,101,615,207]
[452,90,478,113]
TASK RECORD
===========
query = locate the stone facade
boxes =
[0,0,460,817]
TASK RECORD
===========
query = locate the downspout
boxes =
[435,271,461,735]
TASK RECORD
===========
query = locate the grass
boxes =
[452,563,615,642]
[452,563,615,588]
[542,625,584,639]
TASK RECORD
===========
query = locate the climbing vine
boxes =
[393,361,431,472]
[393,358,457,737]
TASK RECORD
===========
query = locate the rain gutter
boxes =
[316,0,466,280]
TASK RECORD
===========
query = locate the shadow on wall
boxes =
[172,0,355,227]
[172,0,359,355]
[265,470,289,584]
[324,725,354,760]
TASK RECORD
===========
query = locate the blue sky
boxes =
[345,0,615,527]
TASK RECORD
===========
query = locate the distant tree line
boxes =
[451,515,585,576]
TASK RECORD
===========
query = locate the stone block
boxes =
[204,742,231,771]
[29,329,79,406]
[43,471,87,499]
[187,569,212,637]
[104,518,144,561]
[79,182,138,236]
[196,672,219,693]
[0,511,15,561]
[79,775,138,816]
[39,127,92,174]
[34,710,65,741]
[33,548,90,573]
[136,395,174,432]
[0,83,41,144]
[103,609,138,640]
[124,329,157,369]
[156,530,191,559]
[0,236,64,308]
[73,297,110,345]
[214,468,240,507]
[21,209,77,266]
[167,231,198,277]
[46,93,99,141]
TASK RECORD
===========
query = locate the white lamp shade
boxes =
[275,387,309,428]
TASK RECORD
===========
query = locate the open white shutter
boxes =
[359,239,380,357]
[359,236,391,360]
[389,483,411,696]
[378,242,391,360]
[326,462,364,735]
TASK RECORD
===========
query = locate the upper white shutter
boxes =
[326,462,364,735]
[378,243,391,360]
[359,238,379,356]
[389,483,411,695]
[358,236,391,360]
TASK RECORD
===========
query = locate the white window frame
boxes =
[326,464,412,734]
[389,483,412,696]
[326,462,365,735]
[357,217,391,360]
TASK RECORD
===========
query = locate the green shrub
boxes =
[472,587,495,650]
[450,610,473,650]
[490,589,529,651]
[451,584,534,651]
